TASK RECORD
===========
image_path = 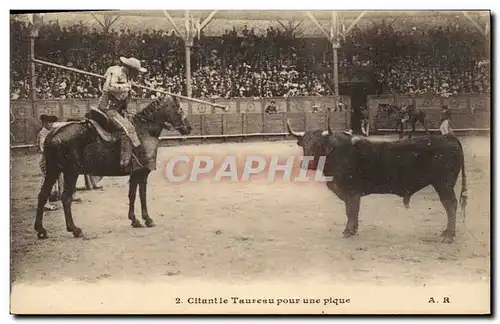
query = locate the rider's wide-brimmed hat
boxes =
[120,57,147,73]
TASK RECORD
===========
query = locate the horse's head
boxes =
[144,95,192,135]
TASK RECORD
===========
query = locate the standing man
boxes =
[360,105,370,136]
[439,105,453,135]
[97,56,147,169]
[37,114,63,211]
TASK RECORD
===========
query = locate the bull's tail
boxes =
[457,138,468,223]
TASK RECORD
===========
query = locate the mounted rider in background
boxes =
[97,56,147,169]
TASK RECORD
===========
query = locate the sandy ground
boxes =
[9,135,491,314]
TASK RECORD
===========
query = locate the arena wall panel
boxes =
[288,98,309,113]
[9,94,491,146]
[329,111,348,131]
[10,120,28,145]
[11,100,33,118]
[224,114,243,134]
[245,114,263,134]
[263,113,286,133]
[203,115,223,135]
[186,115,202,136]
[190,101,212,115]
[34,100,60,120]
[286,113,307,132]
[60,99,89,119]
[213,98,237,114]
[239,98,263,113]
[307,112,327,130]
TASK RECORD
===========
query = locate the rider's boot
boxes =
[119,131,133,170]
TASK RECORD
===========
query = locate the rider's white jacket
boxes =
[102,66,132,101]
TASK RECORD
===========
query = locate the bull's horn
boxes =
[286,118,304,138]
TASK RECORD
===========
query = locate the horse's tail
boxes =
[44,130,66,171]
[44,122,90,170]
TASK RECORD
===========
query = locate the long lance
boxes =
[32,58,228,111]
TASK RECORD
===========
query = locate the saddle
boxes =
[85,107,120,143]
[51,108,126,144]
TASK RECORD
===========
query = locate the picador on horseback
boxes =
[97,56,146,169]
[35,56,193,239]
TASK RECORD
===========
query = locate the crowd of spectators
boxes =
[10,16,490,100]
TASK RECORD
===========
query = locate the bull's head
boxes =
[286,118,347,170]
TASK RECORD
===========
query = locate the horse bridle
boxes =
[134,111,185,132]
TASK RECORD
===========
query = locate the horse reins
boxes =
[133,111,183,132]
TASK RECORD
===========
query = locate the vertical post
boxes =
[331,12,340,98]
[185,45,192,97]
[184,10,193,98]
[332,46,339,97]
[30,36,36,118]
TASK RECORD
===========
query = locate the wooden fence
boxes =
[10,93,490,147]
[10,96,351,146]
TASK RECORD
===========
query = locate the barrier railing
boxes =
[10,93,490,148]
[9,96,351,147]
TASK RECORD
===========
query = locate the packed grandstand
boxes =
[10,13,490,101]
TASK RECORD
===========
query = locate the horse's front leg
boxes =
[128,172,142,228]
[398,121,404,139]
[139,170,155,227]
[408,121,416,139]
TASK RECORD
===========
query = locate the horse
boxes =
[34,94,191,239]
[54,117,103,192]
[380,103,429,139]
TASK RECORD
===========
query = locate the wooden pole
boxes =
[31,58,227,110]
[184,10,193,98]
[331,12,339,97]
[333,46,339,97]
[30,36,37,117]
[185,45,192,97]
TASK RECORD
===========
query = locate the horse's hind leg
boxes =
[421,117,429,134]
[34,169,61,239]
[139,170,155,227]
[128,172,142,228]
[61,171,83,237]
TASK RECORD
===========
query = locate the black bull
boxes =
[34,95,192,239]
[286,120,468,243]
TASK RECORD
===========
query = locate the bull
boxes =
[286,119,468,243]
